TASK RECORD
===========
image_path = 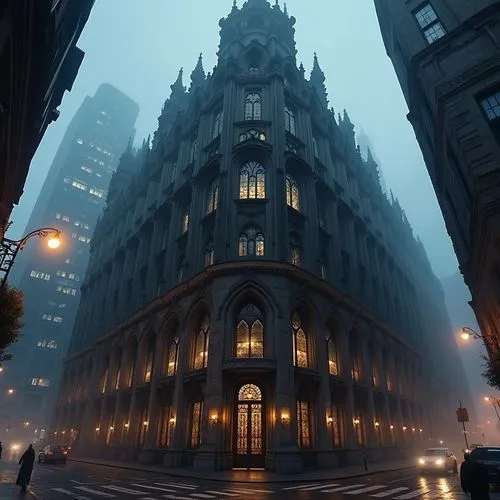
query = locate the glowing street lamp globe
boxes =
[460,330,471,341]
[47,235,61,249]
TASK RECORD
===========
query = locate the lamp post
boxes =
[459,327,483,341]
[0,227,61,288]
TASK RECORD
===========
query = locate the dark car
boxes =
[38,445,68,464]
[470,446,500,486]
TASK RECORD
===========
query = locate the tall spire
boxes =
[170,67,185,99]
[190,53,206,90]
[310,52,328,108]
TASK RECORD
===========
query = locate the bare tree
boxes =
[0,284,24,363]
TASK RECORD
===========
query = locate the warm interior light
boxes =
[124,423,129,428]
[353,418,360,425]
[169,417,176,426]
[7,388,14,395]
[374,421,380,428]
[420,428,423,432]
[47,235,61,249]
[210,413,218,425]
[327,416,333,425]
[484,396,491,402]
[143,421,149,426]
[109,426,114,431]
[95,427,100,432]
[412,427,416,432]
[403,426,407,431]
[0,367,4,372]
[281,412,290,425]
[390,425,394,430]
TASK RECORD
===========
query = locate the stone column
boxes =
[339,328,357,451]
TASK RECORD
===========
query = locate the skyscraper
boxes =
[373,2,500,358]
[1,84,138,439]
[54,0,468,473]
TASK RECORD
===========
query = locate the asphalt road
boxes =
[1,458,499,500]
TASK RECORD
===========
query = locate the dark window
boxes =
[213,110,223,138]
[480,90,500,121]
[341,251,350,282]
[285,106,296,135]
[413,3,446,44]
[207,179,219,214]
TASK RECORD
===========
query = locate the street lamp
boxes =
[459,327,483,341]
[0,227,61,288]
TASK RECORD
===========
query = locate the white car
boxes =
[417,447,458,474]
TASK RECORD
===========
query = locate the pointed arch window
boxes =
[238,228,265,257]
[114,352,122,390]
[205,245,215,267]
[350,339,362,383]
[285,106,296,135]
[127,347,137,388]
[245,92,262,120]
[213,109,223,138]
[297,400,312,448]
[166,337,179,376]
[236,304,264,358]
[312,136,319,158]
[292,312,309,368]
[289,235,302,266]
[193,315,210,370]
[181,208,190,234]
[144,337,156,383]
[326,334,340,376]
[100,364,109,394]
[239,161,265,199]
[207,179,219,214]
[190,139,199,163]
[285,174,300,211]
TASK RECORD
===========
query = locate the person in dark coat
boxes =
[0,441,2,460]
[16,444,35,492]
[461,453,490,500]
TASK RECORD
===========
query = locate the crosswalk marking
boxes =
[155,483,198,490]
[130,484,176,493]
[393,488,430,499]
[301,484,340,491]
[346,485,387,495]
[188,494,216,499]
[205,491,240,497]
[74,486,116,497]
[323,484,365,493]
[282,483,321,490]
[163,495,195,500]
[52,488,90,499]
[102,485,148,495]
[371,487,410,497]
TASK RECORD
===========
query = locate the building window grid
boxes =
[235,304,264,358]
[166,337,179,377]
[158,405,174,448]
[330,404,344,448]
[327,335,339,376]
[239,161,265,200]
[238,228,265,257]
[285,174,300,211]
[189,401,204,449]
[193,316,210,370]
[30,271,51,281]
[414,3,446,44]
[31,377,50,387]
[292,312,309,368]
[480,91,500,121]
[297,401,312,449]
[207,180,219,214]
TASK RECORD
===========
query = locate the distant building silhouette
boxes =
[374,1,500,363]
[53,0,468,472]
[0,84,138,440]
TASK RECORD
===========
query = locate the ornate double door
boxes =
[233,383,265,468]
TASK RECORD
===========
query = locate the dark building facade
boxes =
[374,2,500,359]
[54,0,469,473]
[0,0,96,238]
[0,84,138,440]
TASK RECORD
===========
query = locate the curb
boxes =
[68,458,415,484]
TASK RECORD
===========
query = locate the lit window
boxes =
[312,136,319,157]
[285,174,300,211]
[238,228,265,257]
[81,166,93,174]
[297,401,312,448]
[62,216,70,222]
[76,139,84,145]
[351,340,362,382]
[193,316,210,370]
[42,314,53,321]
[239,161,265,199]
[31,378,50,387]
[53,316,63,323]
[90,187,105,198]
[71,180,88,191]
[292,312,308,368]
[235,304,264,358]
[414,3,446,44]
[480,91,500,121]
[144,338,155,383]
[327,334,339,375]
[207,180,219,214]
[213,109,223,138]
[56,271,67,278]
[55,213,61,219]
[57,285,77,296]
[166,337,179,377]
[285,106,296,135]
[30,271,51,281]
[189,401,204,449]
[320,263,327,280]
[245,92,262,120]
[37,339,58,349]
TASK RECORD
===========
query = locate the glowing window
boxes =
[239,161,265,199]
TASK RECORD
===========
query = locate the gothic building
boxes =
[53,0,469,472]
[374,1,500,360]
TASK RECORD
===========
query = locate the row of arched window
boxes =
[97,308,342,393]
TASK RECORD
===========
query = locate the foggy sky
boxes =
[8,0,498,430]
[10,0,458,279]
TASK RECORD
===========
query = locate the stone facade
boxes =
[53,0,469,472]
[374,1,500,359]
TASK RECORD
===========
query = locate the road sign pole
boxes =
[459,400,470,450]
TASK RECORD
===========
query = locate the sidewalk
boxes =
[69,457,415,483]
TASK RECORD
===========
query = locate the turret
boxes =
[190,54,206,91]
[310,53,328,108]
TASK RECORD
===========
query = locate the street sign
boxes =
[457,407,469,423]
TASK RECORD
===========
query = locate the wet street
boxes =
[1,459,498,499]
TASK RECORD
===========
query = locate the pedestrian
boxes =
[0,441,2,460]
[16,444,35,493]
[461,453,490,499]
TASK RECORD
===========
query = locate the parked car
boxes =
[417,447,458,474]
[38,445,68,464]
[470,446,500,486]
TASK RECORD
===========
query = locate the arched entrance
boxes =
[233,383,265,468]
